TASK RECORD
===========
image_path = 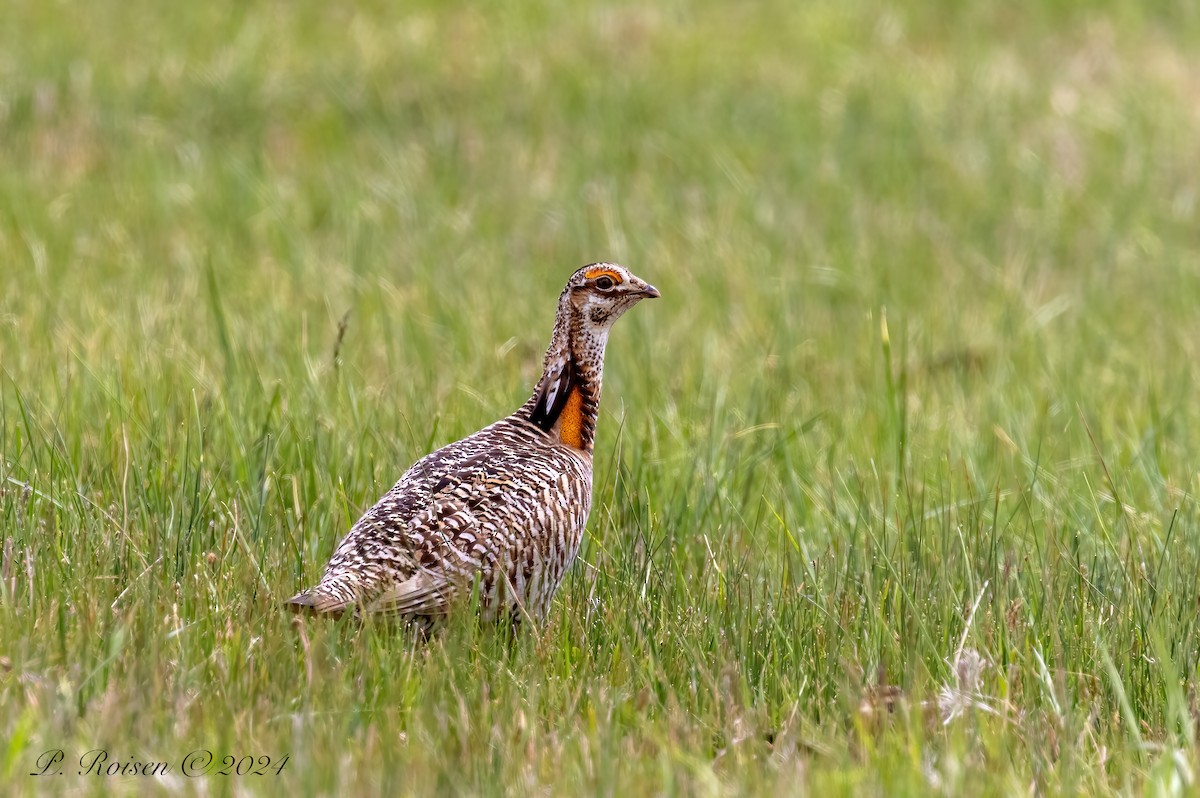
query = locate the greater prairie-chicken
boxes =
[287,263,659,623]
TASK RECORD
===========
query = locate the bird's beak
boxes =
[638,283,661,299]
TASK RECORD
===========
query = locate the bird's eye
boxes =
[595,276,615,291]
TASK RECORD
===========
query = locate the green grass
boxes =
[3,0,1200,794]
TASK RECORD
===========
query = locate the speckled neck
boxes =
[520,296,607,453]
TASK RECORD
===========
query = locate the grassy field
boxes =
[3,0,1200,794]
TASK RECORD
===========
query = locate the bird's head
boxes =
[561,262,660,333]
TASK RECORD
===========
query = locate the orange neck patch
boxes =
[557,387,586,449]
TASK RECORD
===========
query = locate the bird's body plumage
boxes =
[288,263,658,624]
[292,415,592,620]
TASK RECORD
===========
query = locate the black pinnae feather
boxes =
[529,356,575,432]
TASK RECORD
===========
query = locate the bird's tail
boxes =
[285,587,350,617]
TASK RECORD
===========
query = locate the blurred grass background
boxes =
[3,0,1200,794]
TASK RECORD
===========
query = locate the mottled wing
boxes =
[363,496,483,616]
